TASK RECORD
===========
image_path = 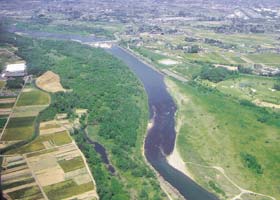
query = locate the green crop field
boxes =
[16,89,50,106]
[2,178,35,190]
[0,81,5,88]
[0,103,14,108]
[7,185,44,200]
[1,117,35,141]
[184,52,229,64]
[166,79,280,199]
[58,156,85,172]
[10,130,72,154]
[0,118,7,128]
[44,179,94,200]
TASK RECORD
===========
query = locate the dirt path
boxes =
[185,162,276,200]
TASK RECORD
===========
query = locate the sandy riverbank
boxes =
[165,78,194,181]
[166,144,194,181]
[142,117,185,200]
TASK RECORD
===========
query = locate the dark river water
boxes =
[8,28,218,200]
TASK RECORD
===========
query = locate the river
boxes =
[107,46,218,200]
[8,29,218,200]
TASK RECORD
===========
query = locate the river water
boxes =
[8,28,218,199]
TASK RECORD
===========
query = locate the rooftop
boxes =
[5,62,26,72]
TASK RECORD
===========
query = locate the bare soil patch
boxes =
[36,71,66,93]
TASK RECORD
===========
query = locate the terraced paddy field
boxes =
[166,78,280,200]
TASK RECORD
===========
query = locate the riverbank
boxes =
[111,45,218,200]
[165,78,194,181]
[142,118,185,200]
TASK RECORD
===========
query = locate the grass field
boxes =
[246,53,280,65]
[58,156,85,172]
[44,179,94,200]
[166,78,280,200]
[1,117,35,141]
[16,88,50,106]
[214,75,280,105]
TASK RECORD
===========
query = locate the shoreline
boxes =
[141,118,185,200]
[165,78,195,181]
[122,45,192,199]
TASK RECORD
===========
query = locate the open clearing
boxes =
[36,71,66,93]
[158,59,179,65]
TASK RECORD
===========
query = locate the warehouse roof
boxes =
[6,63,26,72]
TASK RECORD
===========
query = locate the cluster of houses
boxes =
[253,64,280,76]
[1,62,27,80]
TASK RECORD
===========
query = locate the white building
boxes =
[2,62,27,78]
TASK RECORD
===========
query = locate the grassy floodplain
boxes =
[166,78,280,200]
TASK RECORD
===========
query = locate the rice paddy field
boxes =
[1,117,36,141]
[1,155,45,200]
[2,118,98,200]
[16,88,50,106]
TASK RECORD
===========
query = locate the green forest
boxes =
[0,32,166,200]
